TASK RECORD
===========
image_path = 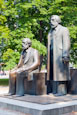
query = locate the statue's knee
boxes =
[9,72,12,76]
[9,72,16,78]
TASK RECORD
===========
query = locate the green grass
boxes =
[0,79,9,86]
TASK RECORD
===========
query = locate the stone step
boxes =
[0,107,31,115]
[0,96,77,115]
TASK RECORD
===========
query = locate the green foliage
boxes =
[0,0,10,41]
[2,49,20,70]
[32,39,47,55]
[0,0,77,69]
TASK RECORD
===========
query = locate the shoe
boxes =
[12,94,24,97]
[54,93,66,97]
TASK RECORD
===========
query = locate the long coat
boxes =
[47,24,70,81]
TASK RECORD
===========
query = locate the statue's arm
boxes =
[62,28,70,62]
[17,55,23,68]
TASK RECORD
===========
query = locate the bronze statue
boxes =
[8,38,40,96]
[47,15,70,96]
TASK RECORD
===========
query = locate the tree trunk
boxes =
[39,21,43,42]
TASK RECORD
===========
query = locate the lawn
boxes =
[0,79,9,86]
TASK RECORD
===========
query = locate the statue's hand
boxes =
[9,70,17,77]
[28,69,32,73]
[62,57,70,64]
[16,69,22,74]
[15,68,28,74]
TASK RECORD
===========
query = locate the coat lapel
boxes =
[55,25,61,36]
[24,48,31,64]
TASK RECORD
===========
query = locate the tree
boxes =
[1,0,77,69]
[0,0,10,67]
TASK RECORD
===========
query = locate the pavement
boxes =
[0,86,9,95]
[0,72,9,95]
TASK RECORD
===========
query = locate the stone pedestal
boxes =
[0,95,77,115]
[68,69,77,94]
[24,72,47,95]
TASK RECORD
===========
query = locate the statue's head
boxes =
[50,15,61,29]
[22,38,32,50]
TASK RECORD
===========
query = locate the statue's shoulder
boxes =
[60,26,69,36]
[31,47,35,50]
[61,25,69,32]
[31,47,38,52]
[30,47,34,52]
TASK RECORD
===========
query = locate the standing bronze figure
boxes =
[8,38,40,96]
[47,15,70,96]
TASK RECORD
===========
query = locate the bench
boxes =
[24,72,47,95]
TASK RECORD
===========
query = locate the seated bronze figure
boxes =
[8,38,40,96]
